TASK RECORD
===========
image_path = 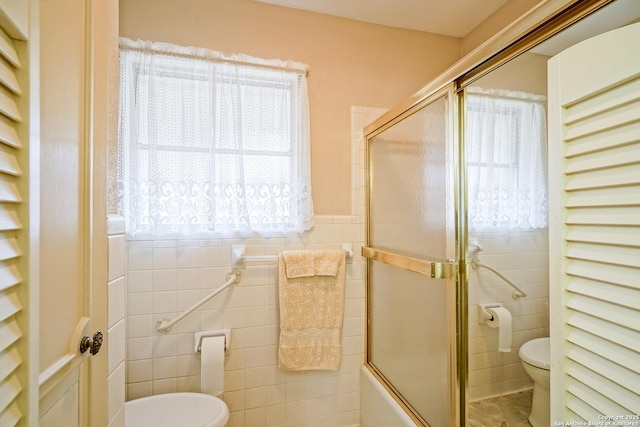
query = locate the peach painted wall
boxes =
[119,0,461,215]
[461,0,543,55]
[472,52,549,94]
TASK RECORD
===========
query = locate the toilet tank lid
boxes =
[519,337,550,370]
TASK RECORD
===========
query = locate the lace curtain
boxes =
[466,87,548,231]
[118,38,313,239]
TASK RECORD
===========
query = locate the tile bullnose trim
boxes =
[107,214,125,236]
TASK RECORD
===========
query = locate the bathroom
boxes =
[114,1,550,425]
[113,0,637,425]
[113,1,461,426]
[2,0,639,426]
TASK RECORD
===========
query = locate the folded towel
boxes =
[282,250,315,278]
[314,249,343,276]
[278,250,346,371]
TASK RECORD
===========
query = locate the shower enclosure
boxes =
[362,86,463,427]
[360,2,640,426]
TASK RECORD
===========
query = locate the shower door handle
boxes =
[362,246,456,279]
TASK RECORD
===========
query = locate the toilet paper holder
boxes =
[478,303,503,323]
[194,329,231,354]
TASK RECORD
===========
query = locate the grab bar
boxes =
[470,258,527,299]
[156,271,242,332]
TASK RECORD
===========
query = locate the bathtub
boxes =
[360,366,415,427]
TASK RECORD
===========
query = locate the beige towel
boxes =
[314,250,343,276]
[282,250,315,278]
[278,250,346,371]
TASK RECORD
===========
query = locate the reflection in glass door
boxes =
[364,85,459,427]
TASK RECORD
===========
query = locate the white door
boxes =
[548,23,640,423]
[38,0,110,425]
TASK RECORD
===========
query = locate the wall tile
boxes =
[245,407,266,427]
[153,291,177,314]
[127,359,152,383]
[153,334,178,358]
[107,214,125,236]
[127,292,152,316]
[266,404,285,426]
[152,269,177,291]
[108,277,126,328]
[177,246,201,268]
[153,247,177,269]
[245,387,266,409]
[153,356,177,380]
[127,381,152,401]
[127,337,153,360]
[177,375,200,393]
[177,268,201,290]
[127,315,153,338]
[225,369,245,392]
[127,270,152,293]
[108,362,125,421]
[153,378,177,394]
[108,319,126,374]
[176,354,200,377]
[201,246,223,267]
[108,235,125,282]
[128,247,153,271]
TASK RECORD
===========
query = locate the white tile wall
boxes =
[123,106,384,427]
[468,229,550,401]
[125,222,365,427]
[107,214,126,427]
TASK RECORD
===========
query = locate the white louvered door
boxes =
[0,20,25,426]
[548,22,640,424]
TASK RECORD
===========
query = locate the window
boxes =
[118,39,313,239]
[466,87,548,231]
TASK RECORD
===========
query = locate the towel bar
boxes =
[231,243,353,268]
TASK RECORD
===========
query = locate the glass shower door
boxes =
[364,86,458,427]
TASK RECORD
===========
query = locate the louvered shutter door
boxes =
[549,23,640,422]
[0,25,24,426]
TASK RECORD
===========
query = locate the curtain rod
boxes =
[119,40,310,76]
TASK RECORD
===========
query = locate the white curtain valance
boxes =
[119,37,310,74]
[118,38,313,239]
[466,86,548,231]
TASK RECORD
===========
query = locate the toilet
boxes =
[519,337,550,427]
[125,392,229,427]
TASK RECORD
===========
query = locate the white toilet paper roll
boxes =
[201,336,225,396]
[486,306,512,352]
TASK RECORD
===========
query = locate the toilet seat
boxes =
[125,392,229,427]
[519,337,550,370]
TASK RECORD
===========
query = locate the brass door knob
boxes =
[80,331,104,355]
